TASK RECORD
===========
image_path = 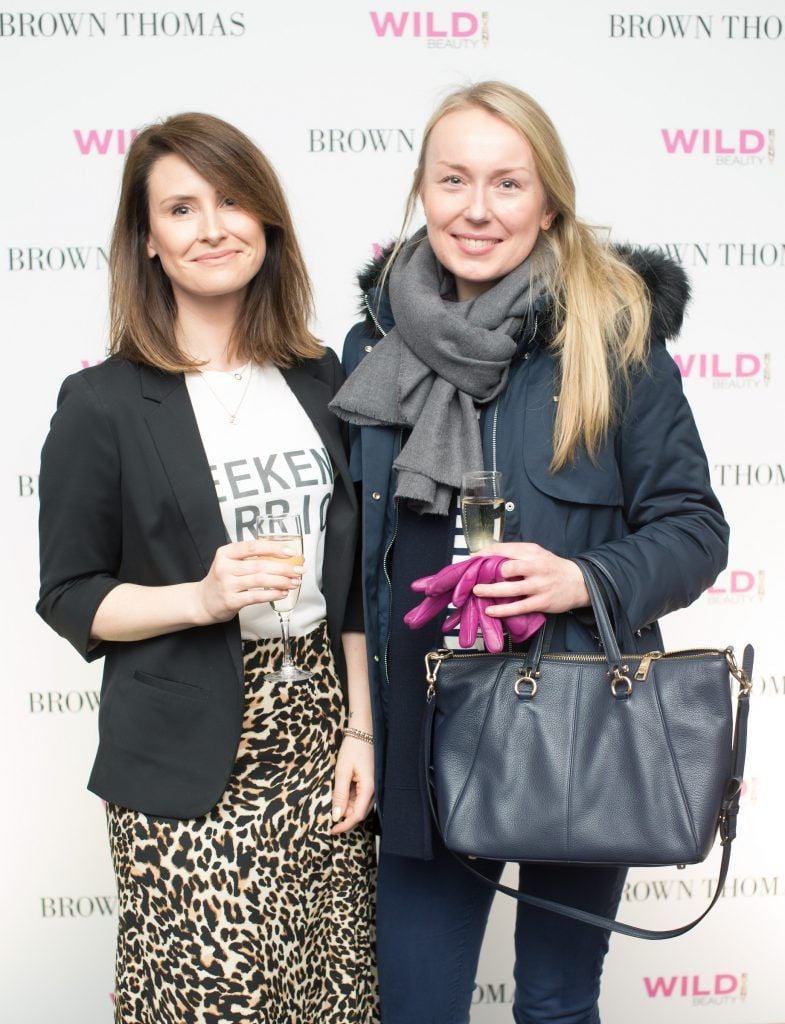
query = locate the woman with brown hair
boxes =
[37,113,378,1022]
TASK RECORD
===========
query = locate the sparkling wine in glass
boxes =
[460,471,505,553]
[255,513,310,682]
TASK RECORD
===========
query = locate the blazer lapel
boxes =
[139,366,243,685]
[140,367,227,571]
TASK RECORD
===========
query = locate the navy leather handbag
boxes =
[423,558,753,939]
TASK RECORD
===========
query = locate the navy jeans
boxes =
[377,835,626,1024]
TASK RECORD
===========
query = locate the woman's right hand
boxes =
[193,539,304,625]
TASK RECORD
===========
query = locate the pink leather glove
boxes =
[404,555,545,652]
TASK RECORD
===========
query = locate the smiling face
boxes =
[420,106,553,301]
[145,152,266,309]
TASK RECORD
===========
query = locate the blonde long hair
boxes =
[387,82,651,470]
[109,112,322,372]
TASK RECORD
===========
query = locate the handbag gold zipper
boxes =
[425,647,749,695]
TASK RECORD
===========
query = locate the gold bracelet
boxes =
[344,726,374,745]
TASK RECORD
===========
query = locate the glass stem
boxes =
[277,612,294,671]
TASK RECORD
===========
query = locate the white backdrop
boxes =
[1,1,783,1021]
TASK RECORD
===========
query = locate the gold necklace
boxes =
[197,361,254,425]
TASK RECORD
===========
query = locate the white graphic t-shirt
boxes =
[185,362,333,640]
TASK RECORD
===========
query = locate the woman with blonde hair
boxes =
[37,112,377,1022]
[332,81,728,1022]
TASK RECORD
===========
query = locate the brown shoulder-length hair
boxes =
[108,112,322,370]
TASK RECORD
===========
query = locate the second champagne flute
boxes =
[255,512,311,682]
[460,471,506,553]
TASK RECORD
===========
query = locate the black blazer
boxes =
[37,350,362,819]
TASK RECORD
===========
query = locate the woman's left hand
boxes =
[472,542,589,616]
[330,734,375,835]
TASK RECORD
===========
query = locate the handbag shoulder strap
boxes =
[423,644,753,941]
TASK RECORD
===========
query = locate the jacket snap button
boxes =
[364,345,373,353]
[372,491,381,500]
[505,501,515,512]
[373,654,380,662]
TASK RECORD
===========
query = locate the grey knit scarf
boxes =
[330,230,548,515]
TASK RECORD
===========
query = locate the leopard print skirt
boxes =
[107,621,379,1024]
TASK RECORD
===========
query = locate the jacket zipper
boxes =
[363,291,392,681]
[364,294,388,338]
[381,429,402,686]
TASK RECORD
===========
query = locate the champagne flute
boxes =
[460,471,506,553]
[255,513,311,682]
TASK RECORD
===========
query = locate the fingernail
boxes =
[332,806,343,821]
[292,565,305,575]
[280,546,294,555]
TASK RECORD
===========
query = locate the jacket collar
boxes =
[138,364,222,579]
[138,363,184,403]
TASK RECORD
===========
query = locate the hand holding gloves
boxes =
[404,555,545,653]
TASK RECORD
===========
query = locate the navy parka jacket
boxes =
[341,245,729,850]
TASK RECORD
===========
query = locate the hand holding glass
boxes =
[255,513,310,682]
[460,471,505,553]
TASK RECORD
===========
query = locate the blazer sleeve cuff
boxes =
[37,575,123,663]
[342,583,365,633]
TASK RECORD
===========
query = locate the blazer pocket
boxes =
[132,669,209,702]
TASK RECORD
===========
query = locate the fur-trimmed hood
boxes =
[356,240,690,344]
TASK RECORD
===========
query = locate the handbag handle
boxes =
[571,557,624,667]
[578,553,639,652]
[424,644,754,940]
[525,558,625,682]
